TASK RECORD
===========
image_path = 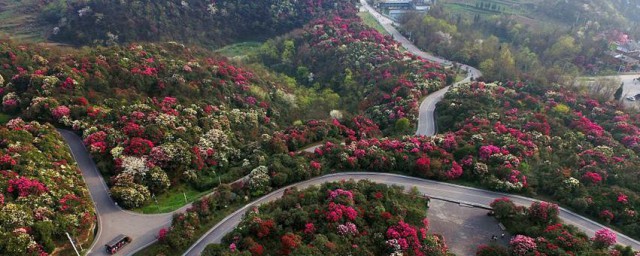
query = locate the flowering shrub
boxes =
[437,81,640,239]
[258,15,451,132]
[46,0,358,47]
[593,228,617,248]
[510,235,537,256]
[0,120,94,255]
[208,180,448,255]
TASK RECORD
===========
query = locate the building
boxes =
[378,0,414,10]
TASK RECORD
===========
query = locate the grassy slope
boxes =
[357,10,390,36]
[0,0,46,41]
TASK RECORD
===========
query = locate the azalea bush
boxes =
[204,180,449,255]
[0,119,95,255]
[483,197,636,255]
[0,39,353,208]
[258,14,453,132]
[436,81,640,239]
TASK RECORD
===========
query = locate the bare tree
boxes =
[575,77,621,101]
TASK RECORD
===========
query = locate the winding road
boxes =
[180,1,639,255]
[59,130,175,256]
[55,1,640,255]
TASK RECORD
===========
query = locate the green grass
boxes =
[0,113,12,124]
[133,201,246,256]
[214,42,262,58]
[133,185,213,214]
[358,11,389,35]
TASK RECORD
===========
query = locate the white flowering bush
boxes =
[110,183,151,208]
[247,166,271,196]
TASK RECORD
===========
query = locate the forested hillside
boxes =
[41,0,357,47]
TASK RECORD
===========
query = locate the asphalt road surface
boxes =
[57,2,640,255]
[183,172,640,255]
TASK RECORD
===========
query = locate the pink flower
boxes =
[617,193,628,204]
[445,161,463,179]
[51,105,71,119]
[229,243,236,252]
[593,228,616,247]
[479,145,501,160]
[7,177,48,197]
[310,161,321,170]
[304,223,315,234]
[510,235,536,256]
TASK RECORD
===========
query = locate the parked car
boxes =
[626,96,636,101]
[105,234,132,255]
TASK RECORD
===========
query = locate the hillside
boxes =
[203,180,450,256]
[0,120,95,255]
[40,0,357,47]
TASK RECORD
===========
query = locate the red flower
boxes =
[124,137,154,156]
[8,177,48,197]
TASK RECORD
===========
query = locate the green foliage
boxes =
[395,117,411,133]
[218,180,446,255]
[42,0,358,47]
[110,183,151,208]
[0,121,95,255]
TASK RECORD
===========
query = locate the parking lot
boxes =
[428,200,509,255]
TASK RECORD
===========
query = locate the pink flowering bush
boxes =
[213,180,448,255]
[0,120,94,255]
[51,105,70,120]
[510,235,537,255]
[593,228,617,248]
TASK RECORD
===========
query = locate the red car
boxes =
[105,234,132,255]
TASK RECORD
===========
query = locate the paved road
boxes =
[356,0,482,135]
[56,2,639,255]
[182,2,640,255]
[183,172,640,255]
[59,130,175,256]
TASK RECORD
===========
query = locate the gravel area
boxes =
[428,200,509,256]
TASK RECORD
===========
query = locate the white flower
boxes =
[78,6,92,17]
[564,177,580,188]
[207,3,218,14]
[120,156,149,175]
[330,110,343,120]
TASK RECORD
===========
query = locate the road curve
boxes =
[55,1,639,256]
[59,130,175,256]
[183,172,640,255]
[183,1,640,255]
[356,0,482,135]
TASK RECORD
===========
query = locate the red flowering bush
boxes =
[124,137,154,156]
[528,201,559,225]
[0,120,94,255]
[213,180,448,255]
[593,228,617,248]
[7,177,48,197]
[510,235,537,256]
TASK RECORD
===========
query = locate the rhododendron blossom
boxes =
[8,177,49,197]
[51,105,71,120]
[593,228,616,247]
[510,235,537,256]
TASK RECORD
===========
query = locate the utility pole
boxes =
[66,232,81,256]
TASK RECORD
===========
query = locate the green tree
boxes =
[495,44,516,80]
[479,59,496,79]
[395,117,411,133]
[281,40,296,64]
